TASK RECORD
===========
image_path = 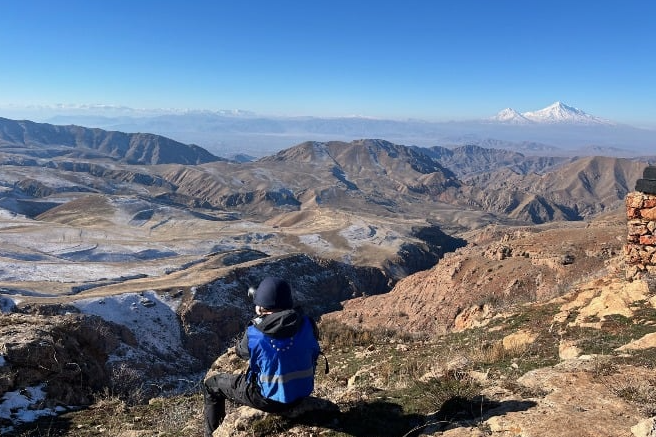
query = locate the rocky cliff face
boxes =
[325,215,626,334]
[0,251,392,425]
[0,313,133,410]
[177,253,392,366]
[5,212,656,437]
[207,267,656,437]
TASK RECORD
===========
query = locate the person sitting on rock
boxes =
[202,276,321,437]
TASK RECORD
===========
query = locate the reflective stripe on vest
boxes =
[258,367,315,384]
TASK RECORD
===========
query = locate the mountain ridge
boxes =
[0,117,223,165]
[0,126,646,227]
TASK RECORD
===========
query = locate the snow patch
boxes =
[0,384,64,434]
[298,234,333,253]
[339,224,377,247]
[0,209,23,220]
[0,258,176,283]
[311,142,331,160]
[72,290,183,356]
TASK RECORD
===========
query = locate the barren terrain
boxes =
[1,120,655,436]
[326,210,628,334]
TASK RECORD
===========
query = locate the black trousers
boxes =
[202,372,292,437]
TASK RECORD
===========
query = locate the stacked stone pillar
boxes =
[626,166,656,279]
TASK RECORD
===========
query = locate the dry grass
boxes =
[607,374,656,416]
[12,393,204,437]
[10,275,656,437]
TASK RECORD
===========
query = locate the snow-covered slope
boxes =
[492,108,532,124]
[522,101,613,125]
[492,102,614,125]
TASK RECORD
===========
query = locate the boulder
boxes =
[213,396,339,437]
[631,416,656,437]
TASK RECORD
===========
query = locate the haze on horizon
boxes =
[0,1,655,128]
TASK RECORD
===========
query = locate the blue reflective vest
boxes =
[247,316,320,403]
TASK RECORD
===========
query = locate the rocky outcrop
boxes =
[212,397,340,437]
[219,189,301,209]
[0,313,133,408]
[443,361,648,437]
[326,218,626,335]
[625,190,656,278]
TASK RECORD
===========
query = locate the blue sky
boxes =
[1,0,655,126]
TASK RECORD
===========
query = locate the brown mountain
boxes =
[418,144,569,177]
[163,138,462,219]
[461,155,645,222]
[0,117,222,165]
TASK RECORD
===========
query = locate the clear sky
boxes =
[1,0,655,126]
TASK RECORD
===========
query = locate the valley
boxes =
[1,117,655,436]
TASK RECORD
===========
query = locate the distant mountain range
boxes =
[1,102,655,160]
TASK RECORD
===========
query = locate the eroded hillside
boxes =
[1,126,655,435]
[6,218,656,437]
[0,138,646,301]
[325,210,628,334]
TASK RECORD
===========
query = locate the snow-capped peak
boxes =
[491,102,614,125]
[521,102,613,125]
[491,108,531,124]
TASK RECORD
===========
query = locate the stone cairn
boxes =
[626,166,656,279]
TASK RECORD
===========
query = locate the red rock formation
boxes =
[625,191,656,278]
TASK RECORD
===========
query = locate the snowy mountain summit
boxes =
[493,108,531,124]
[492,102,613,125]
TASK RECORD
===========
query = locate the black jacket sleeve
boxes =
[236,330,250,360]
